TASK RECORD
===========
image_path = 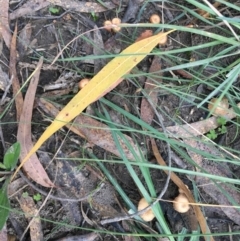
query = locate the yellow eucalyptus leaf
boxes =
[12,30,175,180]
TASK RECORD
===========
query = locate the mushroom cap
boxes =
[112,17,121,32]
[104,20,112,31]
[150,14,161,24]
[158,34,168,46]
[138,198,155,222]
[78,78,90,89]
[208,97,229,116]
[173,194,190,213]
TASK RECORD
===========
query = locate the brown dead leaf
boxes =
[17,57,55,187]
[37,98,142,160]
[0,0,12,49]
[140,56,162,125]
[150,138,213,241]
[10,0,50,20]
[9,24,24,121]
[19,195,43,241]
[18,23,32,58]
[10,0,116,20]
[53,0,116,12]
[135,30,153,42]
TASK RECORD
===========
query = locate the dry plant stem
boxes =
[18,170,103,202]
[150,138,213,241]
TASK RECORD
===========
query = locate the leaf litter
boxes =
[1,1,240,240]
[0,0,11,49]
[17,57,55,187]
[9,24,23,122]
[12,30,174,179]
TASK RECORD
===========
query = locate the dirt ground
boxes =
[0,0,240,241]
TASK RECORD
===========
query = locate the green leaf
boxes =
[22,192,29,198]
[49,6,60,14]
[33,193,41,201]
[3,142,20,171]
[0,179,10,230]
[218,125,227,134]
[217,117,227,126]
[206,130,218,140]
[0,163,6,169]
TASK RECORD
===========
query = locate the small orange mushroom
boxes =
[158,33,168,46]
[112,17,121,32]
[138,198,155,222]
[78,78,90,89]
[173,194,190,213]
[104,20,112,31]
[150,14,161,24]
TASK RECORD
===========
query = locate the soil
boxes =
[1,0,240,241]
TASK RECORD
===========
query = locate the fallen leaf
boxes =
[10,0,116,20]
[17,57,55,187]
[10,0,50,20]
[0,0,12,48]
[17,23,32,58]
[12,30,175,179]
[9,24,24,121]
[37,98,142,160]
[53,0,116,12]
[19,195,43,241]
[140,55,162,125]
[150,138,213,241]
[135,30,153,42]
